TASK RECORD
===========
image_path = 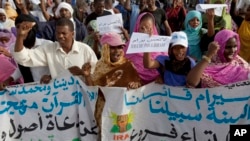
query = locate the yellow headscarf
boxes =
[4,2,17,21]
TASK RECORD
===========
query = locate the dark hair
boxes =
[140,13,155,23]
[94,0,105,5]
[56,18,74,31]
[15,14,38,48]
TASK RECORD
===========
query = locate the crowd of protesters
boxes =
[1,0,250,138]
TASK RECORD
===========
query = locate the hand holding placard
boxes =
[196,4,227,16]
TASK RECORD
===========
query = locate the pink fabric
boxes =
[100,32,125,46]
[124,12,167,84]
[202,30,250,87]
[0,55,16,82]
[0,29,16,51]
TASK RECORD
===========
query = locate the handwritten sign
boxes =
[1,73,250,140]
[196,4,228,16]
[126,32,171,54]
[0,74,98,141]
[30,0,40,5]
[96,13,123,35]
[101,81,250,141]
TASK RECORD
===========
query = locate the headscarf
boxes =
[0,54,16,82]
[132,12,158,35]
[4,2,17,20]
[214,29,240,63]
[0,28,16,51]
[0,8,15,30]
[55,2,74,18]
[202,29,250,87]
[124,12,167,84]
[87,20,97,32]
[184,10,202,61]
[92,44,127,83]
[55,2,75,38]
[0,8,7,21]
[15,14,38,48]
[238,20,250,62]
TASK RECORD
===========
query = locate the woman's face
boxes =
[0,13,6,22]
[188,17,200,28]
[171,45,187,61]
[224,37,237,62]
[110,46,124,62]
[138,18,154,34]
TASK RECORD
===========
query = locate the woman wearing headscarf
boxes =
[0,28,19,84]
[4,2,18,21]
[166,0,186,32]
[123,12,167,85]
[0,8,15,30]
[82,32,142,139]
[144,31,196,87]
[230,0,250,63]
[183,10,215,62]
[187,29,250,88]
[83,20,102,58]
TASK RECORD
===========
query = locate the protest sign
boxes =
[126,32,171,54]
[1,73,250,140]
[196,4,228,16]
[0,74,98,141]
[101,81,250,141]
[97,14,123,35]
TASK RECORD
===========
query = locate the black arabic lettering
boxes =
[55,116,75,131]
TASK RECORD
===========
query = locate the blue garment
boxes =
[115,3,130,31]
[129,4,140,35]
[156,55,196,86]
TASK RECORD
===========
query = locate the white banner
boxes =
[0,74,98,141]
[126,32,171,54]
[101,81,250,141]
[1,73,250,140]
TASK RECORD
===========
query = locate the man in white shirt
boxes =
[10,38,52,83]
[12,17,98,79]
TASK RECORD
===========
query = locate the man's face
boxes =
[94,1,105,15]
[59,8,72,19]
[55,25,74,47]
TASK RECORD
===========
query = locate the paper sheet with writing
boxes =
[126,32,171,54]
[30,0,40,5]
[97,13,123,35]
[196,4,227,16]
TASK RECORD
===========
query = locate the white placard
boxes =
[30,0,41,5]
[196,4,228,16]
[126,32,171,54]
[96,13,123,35]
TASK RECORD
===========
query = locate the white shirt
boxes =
[12,40,98,78]
[11,38,51,82]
